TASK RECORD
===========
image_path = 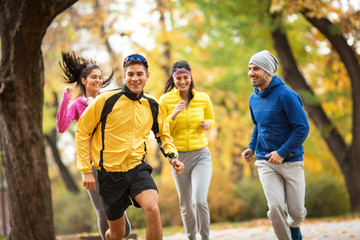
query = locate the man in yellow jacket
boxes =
[76,54,184,240]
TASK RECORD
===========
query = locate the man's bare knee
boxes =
[142,201,159,212]
[143,205,160,219]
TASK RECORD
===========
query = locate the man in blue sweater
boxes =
[242,50,310,240]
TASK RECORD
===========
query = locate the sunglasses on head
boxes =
[123,54,148,68]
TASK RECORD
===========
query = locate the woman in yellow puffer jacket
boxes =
[159,60,215,240]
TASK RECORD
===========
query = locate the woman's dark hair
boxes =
[164,60,195,100]
[59,51,113,95]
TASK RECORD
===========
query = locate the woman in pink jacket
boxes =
[56,52,130,239]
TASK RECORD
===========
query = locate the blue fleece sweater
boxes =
[248,76,309,162]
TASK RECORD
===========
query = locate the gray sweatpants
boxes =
[86,168,108,240]
[255,160,307,240]
[171,146,212,240]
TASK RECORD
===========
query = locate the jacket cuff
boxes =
[168,153,177,164]
[63,91,72,100]
[80,167,93,174]
[277,148,288,159]
[248,144,256,153]
[167,115,176,123]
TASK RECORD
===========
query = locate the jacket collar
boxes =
[254,75,284,98]
[77,96,89,107]
[174,88,196,98]
[123,84,144,101]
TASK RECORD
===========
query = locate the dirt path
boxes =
[57,217,360,240]
[163,218,360,240]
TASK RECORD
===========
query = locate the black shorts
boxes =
[97,162,158,221]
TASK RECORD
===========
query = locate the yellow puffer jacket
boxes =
[159,89,215,152]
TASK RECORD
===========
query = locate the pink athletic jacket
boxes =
[56,91,88,133]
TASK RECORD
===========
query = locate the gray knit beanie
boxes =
[249,50,279,76]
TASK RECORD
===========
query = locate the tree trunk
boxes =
[301,13,360,212]
[94,0,125,86]
[0,0,77,239]
[153,0,172,174]
[45,130,79,193]
[271,19,360,212]
[45,92,79,193]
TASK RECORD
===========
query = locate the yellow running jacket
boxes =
[76,85,178,174]
[159,89,215,152]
